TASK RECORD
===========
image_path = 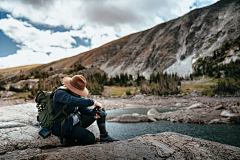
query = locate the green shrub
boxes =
[126,90,132,95]
[0,85,6,91]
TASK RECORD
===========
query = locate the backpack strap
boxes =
[52,104,81,144]
[52,104,68,121]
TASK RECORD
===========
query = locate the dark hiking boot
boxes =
[100,133,119,142]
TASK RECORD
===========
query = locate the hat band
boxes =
[70,80,84,91]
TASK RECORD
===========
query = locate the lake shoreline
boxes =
[1,96,240,124]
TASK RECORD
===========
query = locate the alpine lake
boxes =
[102,107,240,148]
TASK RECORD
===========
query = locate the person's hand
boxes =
[93,100,103,110]
[94,112,100,119]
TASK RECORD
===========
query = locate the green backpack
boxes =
[35,88,57,128]
[35,87,79,143]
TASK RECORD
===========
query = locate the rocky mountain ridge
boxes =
[0,0,240,83]
[65,0,240,78]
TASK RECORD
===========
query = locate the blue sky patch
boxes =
[0,10,9,19]
[190,0,215,9]
[0,30,19,57]
[71,36,91,48]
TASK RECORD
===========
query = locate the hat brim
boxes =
[63,77,89,97]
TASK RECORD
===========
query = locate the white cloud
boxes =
[0,16,91,68]
[0,0,206,31]
[0,0,218,69]
[154,16,164,24]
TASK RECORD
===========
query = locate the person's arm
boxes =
[78,100,103,116]
[78,107,93,116]
[55,89,94,108]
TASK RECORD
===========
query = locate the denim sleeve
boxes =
[78,107,93,116]
[54,89,94,108]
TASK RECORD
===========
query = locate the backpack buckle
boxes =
[36,103,46,112]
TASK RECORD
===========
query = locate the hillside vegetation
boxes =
[0,37,240,98]
[188,37,240,96]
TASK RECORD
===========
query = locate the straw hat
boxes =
[63,75,89,96]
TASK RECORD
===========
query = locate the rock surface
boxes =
[156,107,240,124]
[147,108,159,115]
[0,103,100,155]
[186,102,204,109]
[108,114,156,123]
[1,132,240,160]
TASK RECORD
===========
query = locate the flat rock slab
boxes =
[157,108,240,124]
[0,103,100,154]
[108,114,156,123]
[1,132,239,160]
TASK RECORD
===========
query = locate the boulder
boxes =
[209,119,220,124]
[231,116,240,123]
[0,103,100,154]
[0,91,16,98]
[1,132,240,160]
[132,94,144,98]
[175,102,181,106]
[132,113,139,116]
[214,104,224,110]
[7,79,39,90]
[220,110,239,117]
[219,118,231,124]
[147,108,159,115]
[186,102,203,109]
[108,114,156,123]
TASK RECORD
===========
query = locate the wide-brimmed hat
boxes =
[63,75,89,96]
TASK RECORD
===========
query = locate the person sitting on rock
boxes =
[51,75,118,145]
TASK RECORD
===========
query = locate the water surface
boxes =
[105,108,240,147]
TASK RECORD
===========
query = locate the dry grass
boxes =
[0,64,42,77]
[8,92,30,99]
[107,86,138,97]
[180,77,238,95]
[181,77,217,95]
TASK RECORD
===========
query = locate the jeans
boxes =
[65,109,105,145]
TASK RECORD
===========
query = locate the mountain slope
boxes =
[53,0,240,78]
[1,0,240,81]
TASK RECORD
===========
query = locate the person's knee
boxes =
[83,132,95,145]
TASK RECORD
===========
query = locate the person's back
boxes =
[52,75,118,145]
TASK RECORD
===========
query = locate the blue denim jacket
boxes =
[51,88,94,136]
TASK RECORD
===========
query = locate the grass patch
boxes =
[181,77,239,95]
[106,86,137,97]
[9,92,30,99]
[0,64,42,76]
[181,77,217,95]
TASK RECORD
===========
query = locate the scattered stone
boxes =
[132,113,139,116]
[108,114,156,123]
[209,119,220,124]
[214,104,224,110]
[147,108,159,115]
[220,110,239,117]
[175,102,182,107]
[231,116,240,123]
[187,102,203,109]
[0,91,16,98]
[132,94,144,98]
[0,122,26,129]
[219,118,231,124]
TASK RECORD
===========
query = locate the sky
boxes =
[0,0,218,69]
